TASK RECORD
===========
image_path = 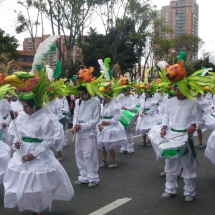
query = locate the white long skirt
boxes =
[0,140,11,184]
[4,149,74,213]
[136,113,159,136]
[97,122,127,150]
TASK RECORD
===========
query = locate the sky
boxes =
[0,0,214,60]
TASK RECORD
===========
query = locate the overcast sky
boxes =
[0,0,214,58]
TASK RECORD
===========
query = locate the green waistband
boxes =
[3,115,8,120]
[211,114,215,118]
[0,133,2,140]
[79,121,84,124]
[171,128,188,133]
[101,116,113,119]
[22,136,43,143]
[144,108,150,112]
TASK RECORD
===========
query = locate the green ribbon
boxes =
[22,136,43,143]
[0,133,2,140]
[157,122,161,125]
[101,116,113,119]
[79,121,84,124]
[171,128,187,133]
[211,114,215,118]
[144,108,150,112]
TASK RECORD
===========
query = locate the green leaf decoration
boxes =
[191,69,208,76]
[178,79,193,100]
[53,60,62,78]
[187,81,204,94]
[93,73,104,85]
[187,75,215,83]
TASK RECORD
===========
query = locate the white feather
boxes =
[46,65,54,80]
[32,35,60,74]
[98,59,109,78]
[157,61,168,69]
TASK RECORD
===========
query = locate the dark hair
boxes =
[20,99,35,109]
[78,86,88,94]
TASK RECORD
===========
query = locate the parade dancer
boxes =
[117,86,136,153]
[72,85,101,187]
[149,53,211,202]
[4,69,74,215]
[136,88,159,146]
[97,82,128,168]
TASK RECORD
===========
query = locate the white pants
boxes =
[165,150,196,196]
[75,135,99,183]
[2,127,12,146]
[120,129,134,152]
[63,125,68,146]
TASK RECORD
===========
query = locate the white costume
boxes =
[117,94,136,153]
[55,97,69,145]
[4,109,74,212]
[0,140,10,184]
[42,101,65,151]
[205,131,215,164]
[136,97,159,136]
[97,100,127,150]
[10,100,23,113]
[194,96,215,130]
[0,99,12,145]
[149,97,202,196]
[73,97,100,183]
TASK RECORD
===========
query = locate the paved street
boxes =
[1,130,215,215]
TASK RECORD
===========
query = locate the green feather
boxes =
[53,60,62,78]
[177,51,188,65]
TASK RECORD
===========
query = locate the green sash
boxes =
[171,128,187,133]
[211,114,215,118]
[22,136,43,143]
[3,115,8,120]
[144,108,150,112]
[100,116,113,119]
[0,133,2,140]
[79,121,84,124]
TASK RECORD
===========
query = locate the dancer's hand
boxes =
[1,123,7,128]
[74,124,81,131]
[160,127,167,138]
[121,106,127,110]
[15,142,20,149]
[71,128,75,134]
[102,121,111,126]
[22,154,36,162]
[98,124,103,131]
[143,112,148,115]
[188,124,196,134]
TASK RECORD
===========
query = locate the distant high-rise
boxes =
[169,0,199,39]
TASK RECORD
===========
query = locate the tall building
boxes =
[156,0,199,61]
[169,0,199,39]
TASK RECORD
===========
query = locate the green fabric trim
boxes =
[157,122,161,125]
[211,114,215,118]
[79,121,84,124]
[144,108,150,112]
[161,148,189,158]
[101,116,113,119]
[22,136,43,143]
[3,115,8,120]
[171,128,187,133]
[0,133,2,140]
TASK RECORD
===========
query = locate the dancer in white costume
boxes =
[98,96,128,168]
[150,88,201,202]
[0,97,12,145]
[136,91,159,146]
[56,95,69,146]
[72,86,101,187]
[117,87,136,153]
[4,73,74,215]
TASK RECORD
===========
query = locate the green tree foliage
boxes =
[0,29,19,60]
[173,34,204,64]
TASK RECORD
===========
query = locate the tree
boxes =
[173,34,204,64]
[15,0,42,53]
[35,0,106,77]
[0,29,19,60]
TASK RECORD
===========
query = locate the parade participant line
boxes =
[88,198,131,215]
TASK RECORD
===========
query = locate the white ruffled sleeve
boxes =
[109,108,121,125]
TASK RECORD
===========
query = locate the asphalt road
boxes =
[1,129,215,215]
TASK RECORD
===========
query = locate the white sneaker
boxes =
[99,160,107,168]
[185,195,194,202]
[146,142,151,147]
[162,192,173,199]
[119,150,125,153]
[198,144,204,148]
[88,181,97,188]
[74,180,83,185]
[108,163,117,168]
[159,172,166,177]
